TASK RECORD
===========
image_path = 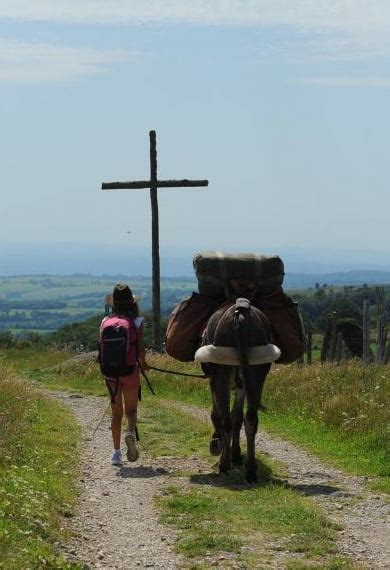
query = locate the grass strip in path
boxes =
[138,396,346,568]
[0,361,81,569]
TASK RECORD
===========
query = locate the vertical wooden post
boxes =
[384,342,390,364]
[335,331,344,363]
[320,320,328,363]
[328,311,338,361]
[375,287,387,364]
[306,328,313,365]
[149,130,161,349]
[362,299,370,363]
[382,330,388,364]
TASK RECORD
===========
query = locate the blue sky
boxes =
[1,1,390,258]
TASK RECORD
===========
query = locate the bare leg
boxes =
[110,384,124,449]
[122,382,139,431]
[121,375,140,462]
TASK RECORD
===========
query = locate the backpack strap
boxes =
[124,316,138,360]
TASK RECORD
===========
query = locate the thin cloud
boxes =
[0,1,389,31]
[255,33,390,63]
[0,39,132,83]
[298,76,390,88]
[1,1,390,62]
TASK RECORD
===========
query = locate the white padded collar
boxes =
[194,344,281,365]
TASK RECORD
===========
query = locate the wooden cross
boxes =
[102,130,208,349]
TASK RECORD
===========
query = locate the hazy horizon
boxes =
[2,242,390,278]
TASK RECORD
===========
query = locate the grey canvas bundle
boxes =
[193,251,284,299]
[165,251,304,364]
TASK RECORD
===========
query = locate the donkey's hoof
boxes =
[219,463,231,475]
[232,453,244,466]
[210,438,223,456]
[246,472,257,484]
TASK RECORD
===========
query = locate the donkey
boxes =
[195,298,280,483]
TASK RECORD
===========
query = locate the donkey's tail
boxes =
[233,297,267,410]
[233,298,251,390]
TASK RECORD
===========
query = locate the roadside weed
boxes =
[0,361,81,568]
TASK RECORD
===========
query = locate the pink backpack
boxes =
[99,316,137,378]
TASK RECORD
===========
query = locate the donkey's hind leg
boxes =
[210,365,233,474]
[210,393,223,456]
[244,364,270,483]
[231,382,245,465]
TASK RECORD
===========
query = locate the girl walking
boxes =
[99,283,149,466]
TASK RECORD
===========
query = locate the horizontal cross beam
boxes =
[102,179,209,190]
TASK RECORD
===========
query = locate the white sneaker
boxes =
[111,450,122,466]
[125,430,139,462]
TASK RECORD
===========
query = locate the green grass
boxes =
[262,362,389,491]
[159,484,338,561]
[140,400,212,461]
[145,358,389,487]
[1,348,360,567]
[137,391,341,566]
[0,348,70,374]
[148,357,390,492]
[0,361,81,568]
[3,349,389,492]
[29,360,107,396]
[147,355,210,407]
[1,348,107,396]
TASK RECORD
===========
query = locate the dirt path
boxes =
[256,430,389,568]
[54,392,389,569]
[54,393,184,569]
[174,402,390,569]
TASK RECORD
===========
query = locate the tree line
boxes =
[1,284,388,352]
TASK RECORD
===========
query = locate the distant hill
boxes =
[285,270,390,289]
[1,271,390,337]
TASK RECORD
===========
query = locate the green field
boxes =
[0,275,195,335]
[1,276,388,375]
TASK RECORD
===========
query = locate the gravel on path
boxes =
[53,392,183,570]
[257,430,390,569]
[52,391,389,569]
[173,401,390,570]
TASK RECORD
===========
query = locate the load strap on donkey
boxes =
[165,250,305,364]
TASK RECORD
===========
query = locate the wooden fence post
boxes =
[335,331,346,363]
[328,311,338,361]
[384,343,390,364]
[306,328,313,365]
[362,299,371,363]
[375,287,387,364]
